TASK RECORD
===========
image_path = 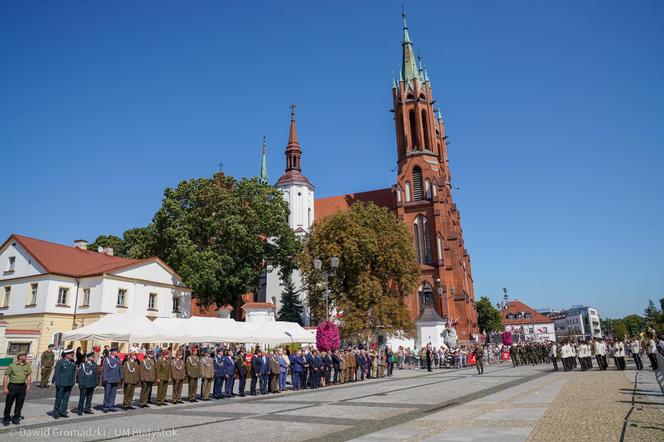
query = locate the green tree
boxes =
[622,314,645,336]
[644,299,659,324]
[475,296,503,333]
[611,319,628,339]
[89,227,152,259]
[88,235,125,255]
[300,202,420,341]
[277,273,304,325]
[149,173,299,307]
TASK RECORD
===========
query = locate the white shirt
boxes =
[596,342,606,356]
[630,341,641,354]
[647,339,656,354]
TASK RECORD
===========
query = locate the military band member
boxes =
[139,350,156,407]
[186,347,201,402]
[170,350,186,404]
[102,347,122,412]
[3,351,32,426]
[122,351,139,410]
[155,350,172,405]
[200,349,214,400]
[646,336,658,370]
[51,348,76,419]
[213,348,226,399]
[39,344,55,388]
[235,350,248,397]
[76,352,97,415]
[614,339,626,370]
[630,339,643,370]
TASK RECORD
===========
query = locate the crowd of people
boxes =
[3,333,663,426]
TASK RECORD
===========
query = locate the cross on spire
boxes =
[290,103,297,119]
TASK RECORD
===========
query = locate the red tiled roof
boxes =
[2,234,182,279]
[502,299,552,325]
[315,188,395,220]
[5,329,41,335]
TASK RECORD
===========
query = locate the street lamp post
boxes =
[313,256,339,321]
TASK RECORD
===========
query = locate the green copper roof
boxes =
[260,136,268,184]
[401,11,419,83]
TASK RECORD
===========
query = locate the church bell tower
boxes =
[391,12,478,339]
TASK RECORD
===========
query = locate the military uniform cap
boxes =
[86,351,95,357]
[48,344,54,348]
[63,348,75,355]
[110,347,119,352]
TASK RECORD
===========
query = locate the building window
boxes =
[28,283,38,305]
[7,342,30,355]
[418,284,434,312]
[412,166,424,201]
[397,186,402,202]
[413,215,432,264]
[437,235,444,263]
[408,110,419,149]
[117,289,127,306]
[148,293,157,310]
[405,181,412,202]
[81,288,90,306]
[2,286,10,307]
[425,179,432,199]
[57,287,68,305]
[432,182,437,197]
[421,109,430,150]
[6,256,16,272]
[172,295,181,313]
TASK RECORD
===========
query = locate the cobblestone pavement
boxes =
[1,361,661,441]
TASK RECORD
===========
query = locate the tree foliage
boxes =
[277,273,304,325]
[622,314,645,336]
[149,174,300,306]
[89,173,299,307]
[300,202,420,341]
[475,296,504,333]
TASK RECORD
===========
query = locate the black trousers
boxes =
[634,355,643,370]
[647,353,658,370]
[3,383,26,420]
[333,365,339,384]
[54,385,73,416]
[237,374,246,395]
[250,374,258,395]
[77,387,94,412]
[551,357,558,371]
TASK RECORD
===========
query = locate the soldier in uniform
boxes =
[331,350,340,385]
[76,351,97,415]
[474,344,484,375]
[102,347,122,412]
[170,349,186,404]
[186,346,201,402]
[121,351,139,410]
[139,349,156,407]
[338,351,346,384]
[269,350,280,393]
[199,349,214,400]
[155,350,172,405]
[213,347,226,399]
[51,348,77,419]
[39,344,55,388]
[235,349,248,397]
[3,351,32,426]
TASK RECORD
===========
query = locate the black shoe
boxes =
[109,408,118,412]
[60,413,69,418]
[77,411,83,416]
[2,420,10,427]
[84,410,95,414]
[53,415,60,420]
[239,394,246,397]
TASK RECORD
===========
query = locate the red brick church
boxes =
[314,13,478,339]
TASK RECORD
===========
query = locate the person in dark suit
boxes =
[290,350,304,390]
[51,349,77,419]
[305,348,316,389]
[223,351,235,398]
[331,350,341,384]
[355,351,364,381]
[213,348,226,399]
[235,350,247,397]
[322,351,333,386]
[250,349,261,395]
[76,352,97,415]
[312,350,323,389]
[259,351,270,395]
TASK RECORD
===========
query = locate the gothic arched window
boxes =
[437,235,444,263]
[405,181,412,202]
[424,179,432,200]
[412,166,424,201]
[418,283,434,312]
[409,110,419,149]
[432,182,438,197]
[396,186,403,203]
[413,215,432,264]
[421,109,430,151]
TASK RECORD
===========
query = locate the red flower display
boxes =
[316,321,341,351]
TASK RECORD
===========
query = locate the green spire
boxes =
[436,106,443,121]
[260,136,268,184]
[401,9,419,83]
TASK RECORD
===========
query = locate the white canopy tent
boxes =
[61,312,172,342]
[63,313,316,346]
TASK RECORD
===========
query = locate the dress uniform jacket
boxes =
[78,361,98,388]
[200,356,214,379]
[140,358,156,382]
[171,358,187,381]
[53,359,77,387]
[186,355,200,378]
[156,358,172,381]
[102,356,123,384]
[122,361,139,385]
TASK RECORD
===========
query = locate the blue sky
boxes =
[1,1,663,318]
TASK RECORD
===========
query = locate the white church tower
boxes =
[261,105,314,324]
